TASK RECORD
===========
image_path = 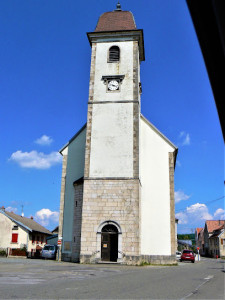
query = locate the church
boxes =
[58,3,178,265]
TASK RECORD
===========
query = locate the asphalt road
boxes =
[0,257,224,299]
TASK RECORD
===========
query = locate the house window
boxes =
[11,233,18,243]
[32,235,35,244]
[12,225,18,230]
[108,46,120,62]
[41,236,44,244]
[37,236,40,243]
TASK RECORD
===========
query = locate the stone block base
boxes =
[79,254,177,265]
[61,253,72,262]
[138,255,177,265]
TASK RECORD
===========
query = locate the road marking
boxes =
[204,275,214,280]
[0,276,45,285]
[181,275,214,299]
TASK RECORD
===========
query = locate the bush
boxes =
[0,249,7,256]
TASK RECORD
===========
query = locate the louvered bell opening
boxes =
[109,46,120,62]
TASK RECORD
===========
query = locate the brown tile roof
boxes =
[196,227,203,235]
[206,220,225,233]
[95,11,136,32]
[3,211,52,235]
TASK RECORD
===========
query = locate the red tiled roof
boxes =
[95,11,136,32]
[196,227,203,235]
[206,220,225,233]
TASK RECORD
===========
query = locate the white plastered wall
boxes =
[140,118,175,255]
[89,103,133,177]
[93,41,134,101]
[0,212,29,249]
[61,128,86,253]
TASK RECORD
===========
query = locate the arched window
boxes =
[108,46,120,62]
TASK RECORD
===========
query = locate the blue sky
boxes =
[0,0,223,233]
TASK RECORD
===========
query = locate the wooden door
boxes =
[101,232,110,261]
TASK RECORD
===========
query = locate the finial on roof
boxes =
[115,1,122,11]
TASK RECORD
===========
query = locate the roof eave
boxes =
[0,211,32,232]
[87,29,145,61]
[141,114,178,168]
[59,124,86,155]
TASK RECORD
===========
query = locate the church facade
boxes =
[58,4,178,265]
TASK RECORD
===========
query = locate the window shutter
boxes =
[12,233,18,243]
[109,46,120,62]
[221,239,223,245]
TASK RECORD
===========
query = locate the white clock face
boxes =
[108,80,119,91]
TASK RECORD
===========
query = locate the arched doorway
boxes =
[101,224,118,262]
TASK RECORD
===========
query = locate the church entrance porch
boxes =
[101,224,118,262]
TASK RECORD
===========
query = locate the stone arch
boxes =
[96,220,123,262]
[97,220,122,234]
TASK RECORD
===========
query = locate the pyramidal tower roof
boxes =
[95,2,136,32]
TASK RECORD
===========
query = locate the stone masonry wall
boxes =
[84,43,96,178]
[58,154,68,260]
[71,182,83,262]
[80,179,140,262]
[169,152,176,256]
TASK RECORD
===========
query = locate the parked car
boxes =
[180,249,195,263]
[41,244,58,260]
[176,251,181,260]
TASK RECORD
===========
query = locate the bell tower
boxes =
[59,3,177,265]
[80,4,145,263]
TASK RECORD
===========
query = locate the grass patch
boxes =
[139,261,178,267]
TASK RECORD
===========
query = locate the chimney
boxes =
[0,206,5,211]
[30,216,33,220]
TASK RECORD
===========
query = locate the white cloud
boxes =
[179,131,185,137]
[9,150,62,169]
[214,208,225,220]
[35,208,59,227]
[182,133,190,145]
[176,203,213,225]
[187,203,213,220]
[176,160,181,167]
[175,190,190,203]
[179,131,190,146]
[6,206,17,213]
[175,211,188,224]
[35,135,53,146]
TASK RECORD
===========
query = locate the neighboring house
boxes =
[58,4,178,265]
[204,220,225,256]
[195,227,204,255]
[0,207,52,256]
[46,226,59,245]
[178,240,192,251]
[52,226,59,235]
[179,240,192,246]
[209,225,225,258]
[46,234,58,246]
